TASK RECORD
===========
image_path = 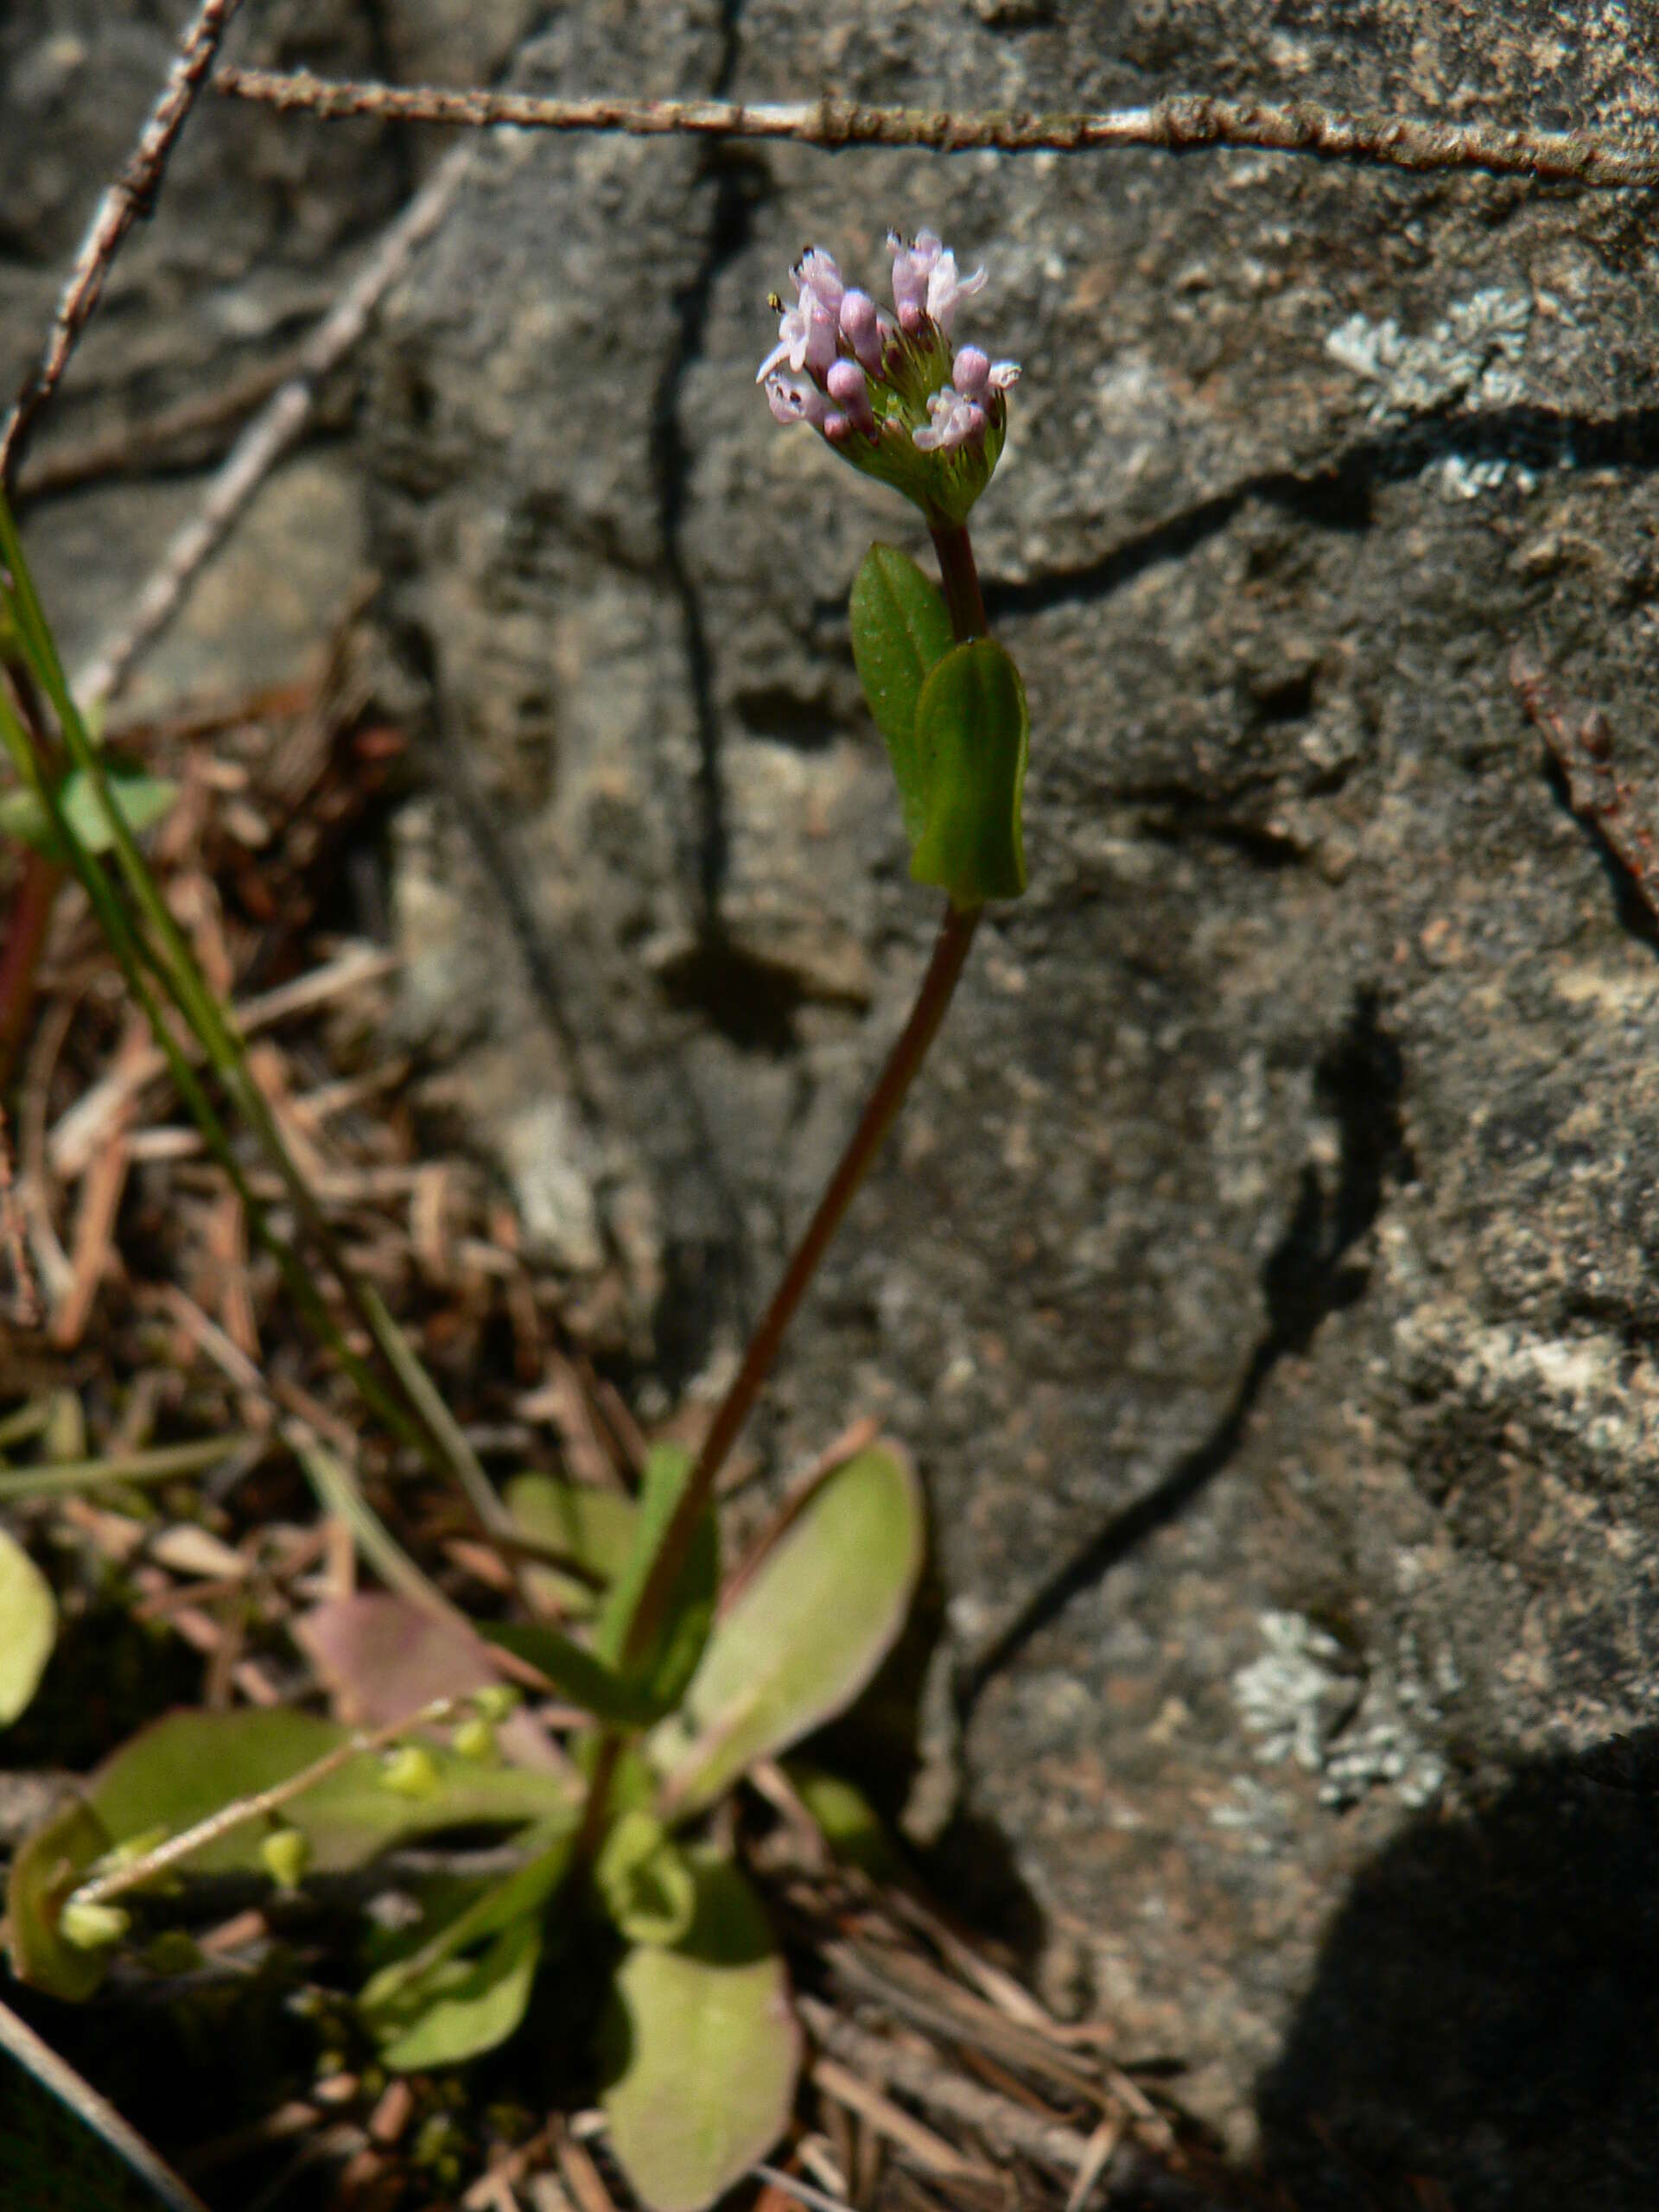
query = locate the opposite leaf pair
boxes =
[850,544,1028,906]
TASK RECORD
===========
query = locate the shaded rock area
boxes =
[15,0,1659,2201]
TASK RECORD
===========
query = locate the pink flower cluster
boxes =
[757,228,1019,519]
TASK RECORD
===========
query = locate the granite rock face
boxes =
[365,4,1659,2194]
[16,0,1659,2199]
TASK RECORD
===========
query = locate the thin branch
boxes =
[74,137,475,711]
[67,1695,464,1910]
[213,67,1659,188]
[0,0,245,494]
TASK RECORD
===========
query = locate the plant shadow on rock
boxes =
[1257,1731,1659,2211]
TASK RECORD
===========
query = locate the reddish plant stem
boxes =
[614,523,992,1674]
[929,522,987,639]
[621,895,980,1667]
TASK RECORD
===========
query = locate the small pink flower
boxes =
[911,385,988,453]
[926,247,987,334]
[766,373,832,431]
[756,282,839,384]
[795,247,845,317]
[888,227,944,334]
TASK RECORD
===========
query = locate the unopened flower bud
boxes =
[952,346,990,401]
[472,1684,519,1723]
[452,1715,498,1763]
[381,1744,442,1800]
[839,289,885,374]
[262,1827,310,1892]
[826,359,876,435]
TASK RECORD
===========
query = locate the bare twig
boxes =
[16,354,297,503]
[213,68,1659,188]
[0,0,245,493]
[75,139,475,709]
[0,1996,212,2212]
[66,1694,465,1910]
[801,1999,1097,2182]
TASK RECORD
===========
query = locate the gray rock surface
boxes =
[15,0,1659,2201]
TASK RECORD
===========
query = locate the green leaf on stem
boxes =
[910,638,1029,904]
[0,1529,54,1728]
[366,1912,544,2072]
[645,1444,924,1821]
[849,543,955,842]
[505,1471,639,1618]
[599,1850,799,2212]
[0,768,175,861]
[595,1445,718,1719]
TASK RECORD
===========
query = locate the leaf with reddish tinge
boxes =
[293,1593,562,1770]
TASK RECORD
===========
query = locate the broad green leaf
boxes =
[849,544,955,842]
[595,1445,719,1718]
[7,1710,575,1999]
[599,1851,799,2212]
[505,1471,639,1618]
[594,1810,696,1948]
[909,638,1029,905]
[646,1445,924,1822]
[368,1913,543,2071]
[0,768,175,861]
[0,1529,54,1727]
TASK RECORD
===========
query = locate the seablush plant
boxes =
[0,222,1025,2209]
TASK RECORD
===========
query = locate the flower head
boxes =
[759,226,1018,524]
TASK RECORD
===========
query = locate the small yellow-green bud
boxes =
[60,1898,131,1951]
[261,1827,310,1891]
[381,1743,442,1800]
[451,1715,497,1763]
[472,1684,519,1724]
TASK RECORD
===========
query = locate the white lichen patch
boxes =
[1232,1611,1357,1773]
[1325,287,1536,496]
[1233,1611,1449,1811]
[1325,288,1531,420]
